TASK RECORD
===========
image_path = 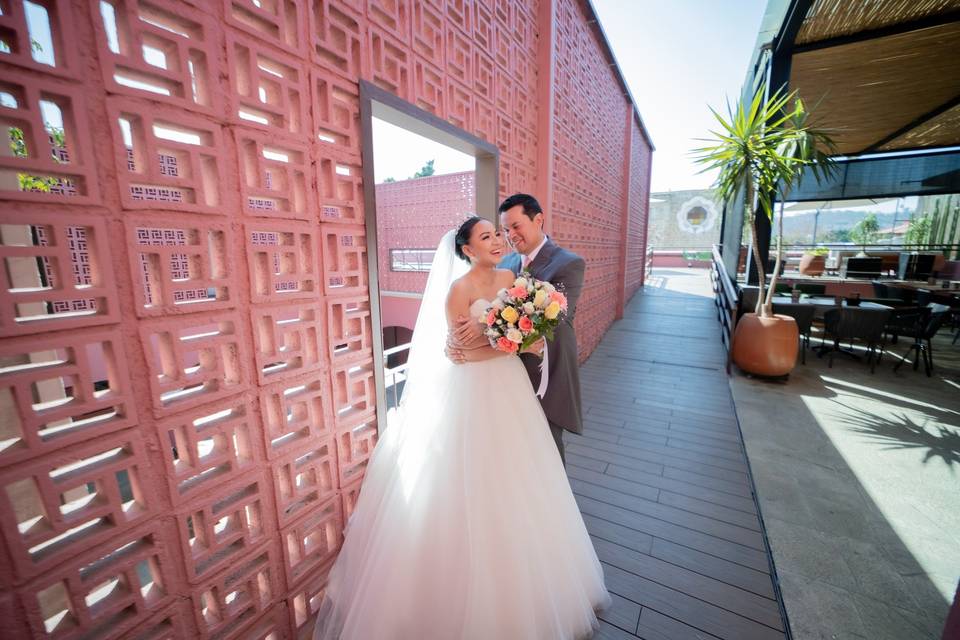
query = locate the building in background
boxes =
[648,189,721,250]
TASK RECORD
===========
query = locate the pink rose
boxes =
[518,315,533,333]
[508,285,528,299]
[496,337,519,353]
[486,310,497,326]
[550,291,568,311]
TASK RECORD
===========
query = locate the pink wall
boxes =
[380,294,422,332]
[0,1,651,638]
[375,171,475,294]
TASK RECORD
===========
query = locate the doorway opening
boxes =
[359,81,498,431]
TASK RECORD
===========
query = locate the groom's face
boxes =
[500,206,544,255]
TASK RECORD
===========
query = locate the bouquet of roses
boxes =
[481,274,568,354]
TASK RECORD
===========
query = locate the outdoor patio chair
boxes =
[772,302,816,364]
[822,307,891,373]
[888,305,950,376]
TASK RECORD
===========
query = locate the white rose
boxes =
[492,299,505,310]
[522,302,535,315]
[497,288,509,300]
[506,328,523,343]
[513,277,526,287]
[542,282,556,293]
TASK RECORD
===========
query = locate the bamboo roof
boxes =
[786,0,960,155]
[796,0,959,44]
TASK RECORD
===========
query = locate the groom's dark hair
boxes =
[498,193,542,221]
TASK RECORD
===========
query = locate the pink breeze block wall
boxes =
[375,171,476,294]
[0,0,650,638]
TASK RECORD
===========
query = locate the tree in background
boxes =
[413,159,435,178]
[383,177,396,183]
[823,228,852,243]
[904,214,932,247]
[850,213,880,256]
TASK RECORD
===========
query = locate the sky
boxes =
[370,2,768,193]
[372,118,475,183]
[592,0,767,193]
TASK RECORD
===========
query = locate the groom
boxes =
[448,194,586,464]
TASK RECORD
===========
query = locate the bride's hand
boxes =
[445,337,467,364]
[451,314,484,347]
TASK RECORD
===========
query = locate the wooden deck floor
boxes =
[574,271,789,640]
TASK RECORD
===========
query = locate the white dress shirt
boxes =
[521,234,548,270]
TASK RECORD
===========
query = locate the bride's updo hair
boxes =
[454,216,484,263]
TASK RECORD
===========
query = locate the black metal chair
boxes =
[915,289,933,307]
[772,302,817,364]
[888,305,950,376]
[822,307,891,373]
[871,281,890,298]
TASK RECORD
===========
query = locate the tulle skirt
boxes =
[313,354,610,639]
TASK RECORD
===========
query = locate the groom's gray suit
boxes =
[500,236,586,463]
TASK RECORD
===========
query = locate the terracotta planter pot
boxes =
[799,254,825,276]
[732,313,799,377]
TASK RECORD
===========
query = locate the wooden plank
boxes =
[592,537,783,629]
[565,452,608,473]
[583,513,654,555]
[572,480,766,551]
[598,592,642,635]
[567,464,661,503]
[603,463,758,514]
[657,490,762,531]
[602,563,784,640]
[567,442,666,477]
[596,620,641,639]
[650,538,775,600]
[574,494,770,571]
[635,608,723,640]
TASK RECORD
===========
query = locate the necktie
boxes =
[522,254,531,271]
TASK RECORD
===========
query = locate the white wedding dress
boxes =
[314,233,610,640]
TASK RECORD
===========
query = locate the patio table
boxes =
[771,295,891,319]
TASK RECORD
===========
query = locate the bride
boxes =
[313,217,610,639]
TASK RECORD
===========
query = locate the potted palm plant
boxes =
[694,84,836,376]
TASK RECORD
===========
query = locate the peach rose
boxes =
[508,285,528,299]
[550,291,568,311]
[496,336,518,353]
[518,316,533,333]
[485,310,497,326]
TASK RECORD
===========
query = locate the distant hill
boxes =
[780,209,910,240]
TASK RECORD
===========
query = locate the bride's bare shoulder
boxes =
[495,269,516,285]
[446,275,471,299]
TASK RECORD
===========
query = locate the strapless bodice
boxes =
[469,298,492,320]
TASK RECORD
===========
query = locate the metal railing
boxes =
[710,244,739,374]
[383,342,412,410]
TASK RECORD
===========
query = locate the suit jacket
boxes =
[500,237,586,434]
